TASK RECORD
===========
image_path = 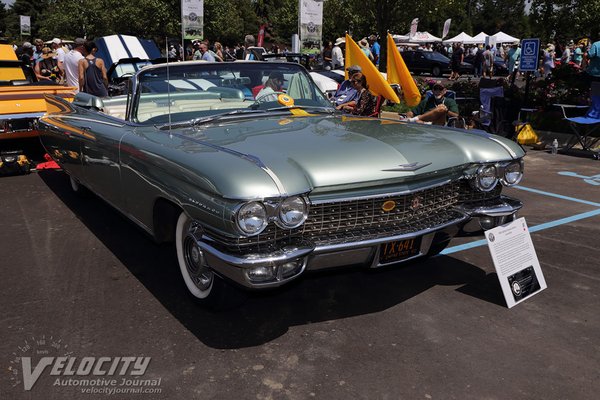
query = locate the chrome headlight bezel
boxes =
[475,164,499,192]
[235,201,268,236]
[500,159,524,186]
[276,195,308,229]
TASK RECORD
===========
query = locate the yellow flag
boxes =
[386,33,421,107]
[345,34,400,103]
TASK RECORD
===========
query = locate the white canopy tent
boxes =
[464,32,489,44]
[492,31,520,44]
[443,32,474,44]
[406,31,442,43]
[392,34,410,43]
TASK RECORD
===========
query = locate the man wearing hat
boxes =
[64,38,87,92]
[332,37,345,69]
[51,38,66,75]
[256,71,287,102]
[332,65,361,108]
[404,81,459,126]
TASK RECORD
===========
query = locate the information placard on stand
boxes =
[485,217,547,308]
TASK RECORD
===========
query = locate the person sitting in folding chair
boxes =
[338,73,376,116]
[404,81,459,126]
[555,81,600,158]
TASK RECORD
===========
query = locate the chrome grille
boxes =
[207,180,501,252]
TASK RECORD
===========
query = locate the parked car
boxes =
[400,49,472,77]
[463,54,509,76]
[0,44,75,141]
[94,34,162,96]
[39,60,525,306]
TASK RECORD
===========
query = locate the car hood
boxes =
[150,114,523,199]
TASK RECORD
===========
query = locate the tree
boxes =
[4,0,49,39]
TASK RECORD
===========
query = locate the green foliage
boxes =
[1,0,597,52]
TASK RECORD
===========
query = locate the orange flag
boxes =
[345,34,400,103]
[386,33,421,107]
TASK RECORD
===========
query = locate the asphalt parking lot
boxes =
[1,147,599,400]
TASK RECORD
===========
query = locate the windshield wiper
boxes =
[265,105,335,114]
[159,109,267,130]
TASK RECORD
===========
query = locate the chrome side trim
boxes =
[486,136,518,158]
[60,115,126,128]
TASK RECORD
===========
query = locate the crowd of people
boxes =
[11,31,600,120]
[14,37,108,96]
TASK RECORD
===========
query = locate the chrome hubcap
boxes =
[183,227,213,291]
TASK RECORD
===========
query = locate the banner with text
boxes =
[20,15,31,36]
[181,0,203,40]
[299,0,323,53]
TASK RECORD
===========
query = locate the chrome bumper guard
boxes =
[455,195,523,234]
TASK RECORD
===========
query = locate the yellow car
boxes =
[0,44,76,140]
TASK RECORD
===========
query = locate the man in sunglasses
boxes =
[404,81,459,126]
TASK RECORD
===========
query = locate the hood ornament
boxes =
[382,162,432,172]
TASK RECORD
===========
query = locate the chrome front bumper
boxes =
[196,195,523,290]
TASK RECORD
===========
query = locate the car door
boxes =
[70,111,130,211]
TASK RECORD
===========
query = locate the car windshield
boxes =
[426,52,450,62]
[112,61,153,80]
[134,62,331,124]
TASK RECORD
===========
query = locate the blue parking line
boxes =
[513,185,600,207]
[441,186,600,255]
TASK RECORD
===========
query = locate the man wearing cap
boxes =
[64,38,87,92]
[404,82,459,126]
[332,38,344,69]
[256,71,286,102]
[51,38,66,76]
[332,65,361,108]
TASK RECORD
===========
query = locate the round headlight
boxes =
[476,165,498,191]
[277,196,308,229]
[502,161,523,186]
[236,202,267,235]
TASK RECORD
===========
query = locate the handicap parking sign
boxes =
[519,38,540,72]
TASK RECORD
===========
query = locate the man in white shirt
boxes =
[51,38,66,77]
[332,38,345,69]
[64,38,87,92]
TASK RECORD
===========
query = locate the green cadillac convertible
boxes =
[39,61,524,306]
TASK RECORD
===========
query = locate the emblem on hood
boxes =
[382,162,432,172]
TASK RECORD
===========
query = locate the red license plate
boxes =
[379,237,422,264]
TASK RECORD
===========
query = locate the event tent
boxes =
[406,31,442,43]
[392,34,410,43]
[492,31,520,44]
[464,32,489,44]
[443,32,474,44]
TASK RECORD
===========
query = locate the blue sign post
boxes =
[519,38,540,72]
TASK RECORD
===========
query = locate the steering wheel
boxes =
[253,91,286,104]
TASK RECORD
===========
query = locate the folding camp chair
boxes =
[555,82,600,158]
[472,78,504,130]
[367,95,384,118]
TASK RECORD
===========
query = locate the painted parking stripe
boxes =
[513,185,600,207]
[441,185,600,255]
[441,208,600,255]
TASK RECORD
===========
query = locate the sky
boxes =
[1,0,15,6]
